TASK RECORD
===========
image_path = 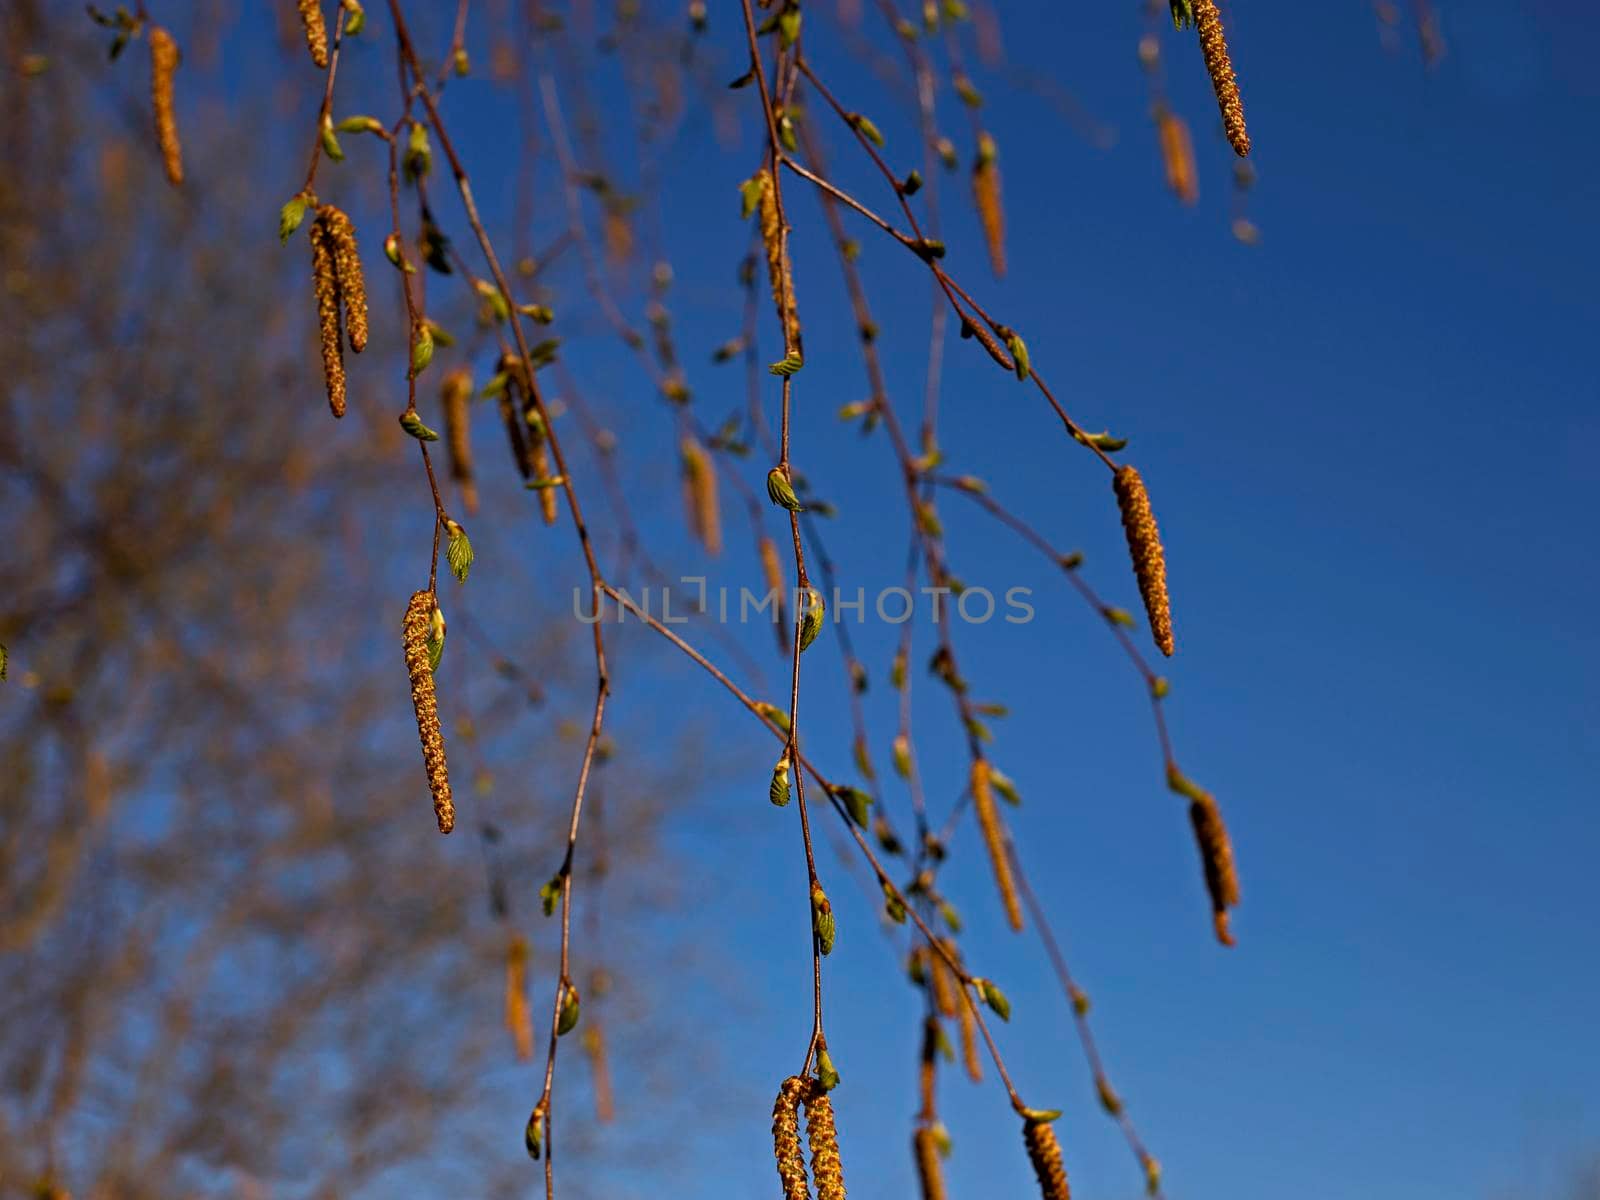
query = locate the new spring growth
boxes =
[972,132,1005,277]
[403,121,432,183]
[341,0,366,36]
[443,519,473,584]
[976,977,1012,1021]
[832,784,871,829]
[811,884,836,955]
[399,410,440,441]
[557,979,581,1035]
[972,759,1024,931]
[999,325,1030,380]
[772,1076,810,1200]
[893,734,912,779]
[1191,0,1250,157]
[1169,765,1240,945]
[539,874,563,917]
[767,467,805,512]
[755,701,792,736]
[815,1044,841,1092]
[524,1101,546,1160]
[402,590,453,834]
[850,112,886,147]
[1112,466,1174,657]
[320,113,343,162]
[279,194,310,244]
[410,323,434,376]
[298,0,328,69]
[798,587,826,653]
[1022,1112,1071,1200]
[769,754,792,807]
[882,880,908,924]
[148,27,182,187]
[426,604,445,672]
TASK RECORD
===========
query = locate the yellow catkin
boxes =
[913,1127,947,1200]
[298,0,330,70]
[972,759,1024,932]
[1193,0,1249,157]
[759,535,788,653]
[972,134,1005,278]
[148,27,182,187]
[1156,109,1198,206]
[1112,466,1174,657]
[1023,1118,1071,1200]
[505,933,533,1060]
[803,1082,847,1200]
[582,1021,616,1123]
[603,207,633,265]
[402,590,453,833]
[317,205,368,353]
[441,368,478,515]
[958,990,983,1083]
[1188,791,1240,946]
[772,1076,811,1200]
[929,940,960,1018]
[519,378,559,525]
[756,169,802,355]
[680,438,722,556]
[308,218,345,418]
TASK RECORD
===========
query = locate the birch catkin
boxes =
[756,168,802,355]
[913,1127,947,1200]
[504,933,532,1060]
[972,759,1023,931]
[1156,109,1198,205]
[1112,466,1174,657]
[772,1076,810,1200]
[402,590,453,833]
[804,1082,847,1200]
[316,205,368,353]
[759,535,788,653]
[298,0,330,70]
[681,438,721,556]
[1023,1118,1071,1200]
[1193,0,1250,157]
[308,218,346,417]
[972,133,1005,278]
[148,27,182,187]
[441,369,478,514]
[1188,791,1240,945]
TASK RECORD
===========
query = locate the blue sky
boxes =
[181,1,1600,1195]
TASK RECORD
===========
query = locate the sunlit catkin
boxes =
[772,1075,810,1200]
[804,1081,847,1200]
[582,1021,616,1122]
[756,168,802,355]
[958,989,983,1082]
[1156,109,1198,205]
[972,133,1005,278]
[148,27,182,187]
[308,218,345,417]
[316,205,368,353]
[1023,1117,1071,1200]
[913,1127,948,1200]
[1112,466,1174,657]
[441,369,478,515]
[1193,0,1249,157]
[504,933,532,1060]
[759,535,789,653]
[681,437,722,556]
[402,590,453,833]
[1189,791,1240,945]
[972,759,1024,931]
[298,0,330,69]
[929,940,960,1018]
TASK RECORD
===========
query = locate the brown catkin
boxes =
[1112,466,1174,657]
[772,1076,811,1200]
[316,205,368,353]
[929,940,960,1018]
[582,1021,616,1122]
[1023,1119,1071,1200]
[441,369,478,515]
[402,591,453,833]
[308,218,346,417]
[1193,0,1250,157]
[759,535,789,654]
[756,169,802,355]
[681,437,722,556]
[1156,109,1198,205]
[148,27,182,187]
[972,760,1024,932]
[913,1127,947,1200]
[298,0,330,70]
[804,1082,847,1200]
[958,990,983,1082]
[504,933,532,1060]
[972,134,1005,278]
[1188,791,1240,946]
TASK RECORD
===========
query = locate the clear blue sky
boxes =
[217,2,1600,1195]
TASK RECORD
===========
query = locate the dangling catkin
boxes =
[1023,1118,1071,1200]
[756,168,802,356]
[1193,0,1250,157]
[441,368,478,515]
[972,133,1005,278]
[148,27,182,187]
[972,759,1024,931]
[1156,109,1198,205]
[772,1076,811,1200]
[913,1127,947,1200]
[1188,791,1240,945]
[298,0,330,70]
[308,218,346,417]
[582,1021,616,1123]
[804,1080,847,1200]
[1112,466,1174,657]
[402,590,453,833]
[929,940,960,1018]
[316,205,368,353]
[759,535,789,653]
[958,989,983,1083]
[504,933,532,1060]
[680,437,722,556]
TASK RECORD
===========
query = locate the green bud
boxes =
[798,587,826,653]
[1003,328,1030,380]
[851,112,886,147]
[1021,1106,1063,1123]
[954,74,983,107]
[524,1105,545,1159]
[902,168,923,195]
[769,349,804,376]
[832,784,871,828]
[978,978,1011,1021]
[882,881,907,924]
[1104,606,1136,629]
[319,114,344,162]
[279,194,309,244]
[518,303,555,324]
[335,114,385,135]
[739,174,764,219]
[452,47,470,76]
[936,136,959,170]
[1151,676,1170,699]
[342,0,366,36]
[815,1044,840,1091]
[755,701,791,735]
[399,410,440,441]
[811,885,835,955]
[766,467,804,512]
[939,900,962,932]
[557,981,580,1035]
[445,524,473,583]
[988,767,1020,806]
[426,605,446,673]
[892,734,912,779]
[404,121,432,183]
[410,324,434,375]
[539,874,563,916]
[769,755,792,807]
